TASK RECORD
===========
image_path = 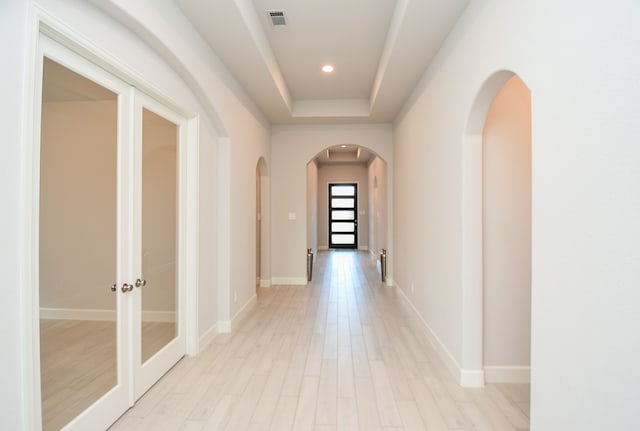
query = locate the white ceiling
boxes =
[176,0,470,124]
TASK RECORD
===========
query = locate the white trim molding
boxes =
[259,279,272,288]
[217,293,258,334]
[271,277,308,286]
[461,369,486,387]
[217,321,232,334]
[231,294,257,330]
[198,323,221,349]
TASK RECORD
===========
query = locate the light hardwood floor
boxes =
[109,250,530,431]
[40,320,175,430]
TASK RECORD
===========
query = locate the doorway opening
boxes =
[306,144,389,281]
[462,71,531,395]
[482,75,531,385]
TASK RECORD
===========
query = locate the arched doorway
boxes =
[306,145,388,278]
[461,71,532,387]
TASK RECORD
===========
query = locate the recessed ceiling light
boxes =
[322,65,334,73]
[341,144,347,148]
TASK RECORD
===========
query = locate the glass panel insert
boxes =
[39,57,118,431]
[331,198,354,208]
[331,185,355,196]
[141,108,178,363]
[331,210,355,220]
[332,222,355,233]
[331,234,355,245]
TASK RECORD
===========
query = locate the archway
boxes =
[461,71,532,387]
[306,145,389,278]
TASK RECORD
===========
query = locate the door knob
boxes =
[135,278,147,288]
[110,284,117,292]
[121,283,134,293]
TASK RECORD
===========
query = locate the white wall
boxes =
[1,0,270,427]
[482,76,531,376]
[271,124,393,284]
[394,0,640,429]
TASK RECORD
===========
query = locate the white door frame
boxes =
[23,12,200,429]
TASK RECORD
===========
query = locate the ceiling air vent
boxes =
[267,10,288,30]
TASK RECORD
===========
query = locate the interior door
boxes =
[132,94,186,399]
[38,39,133,431]
[37,36,187,430]
[328,183,358,249]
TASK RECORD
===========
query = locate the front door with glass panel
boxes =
[329,183,358,249]
[37,38,186,431]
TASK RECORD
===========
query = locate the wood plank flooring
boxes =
[110,250,530,430]
[40,319,117,431]
[40,320,175,430]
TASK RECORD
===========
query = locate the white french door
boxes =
[37,36,187,431]
[132,93,187,399]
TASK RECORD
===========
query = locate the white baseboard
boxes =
[484,366,530,383]
[216,292,260,335]
[230,293,257,330]
[461,369,486,387]
[39,307,176,323]
[198,323,220,349]
[394,284,485,388]
[271,277,308,285]
[218,320,231,333]
[260,279,272,288]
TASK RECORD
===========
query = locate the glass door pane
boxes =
[140,108,178,363]
[39,58,118,431]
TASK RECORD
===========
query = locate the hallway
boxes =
[109,251,529,430]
